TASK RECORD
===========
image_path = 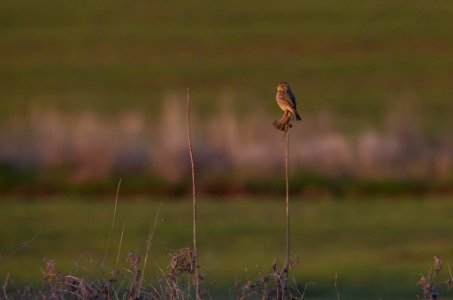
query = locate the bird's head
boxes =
[277,82,290,92]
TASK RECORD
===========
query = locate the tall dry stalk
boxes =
[273,112,294,299]
[283,129,290,297]
[102,178,122,267]
[186,88,200,299]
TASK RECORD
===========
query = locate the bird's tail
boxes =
[295,112,302,121]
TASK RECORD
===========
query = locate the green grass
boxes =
[1,196,453,299]
[1,0,453,134]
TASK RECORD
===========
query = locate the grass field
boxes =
[1,0,453,134]
[1,0,453,196]
[1,196,453,299]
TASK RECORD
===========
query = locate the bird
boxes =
[276,82,302,121]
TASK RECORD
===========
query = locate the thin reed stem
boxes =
[335,272,341,300]
[284,129,290,297]
[187,88,200,299]
[115,223,126,268]
[102,178,122,267]
[2,273,10,300]
[137,202,163,298]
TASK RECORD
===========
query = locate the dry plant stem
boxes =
[283,129,290,297]
[300,281,313,299]
[102,178,122,266]
[2,273,10,300]
[335,272,341,300]
[115,222,126,268]
[7,232,38,257]
[187,88,200,300]
[137,202,163,298]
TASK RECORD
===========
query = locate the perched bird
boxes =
[276,82,302,121]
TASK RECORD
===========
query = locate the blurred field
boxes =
[1,0,453,127]
[1,0,453,194]
[1,197,453,299]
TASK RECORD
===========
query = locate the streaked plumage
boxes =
[276,82,302,121]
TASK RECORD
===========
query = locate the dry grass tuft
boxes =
[1,250,209,299]
[168,247,197,278]
[40,258,121,299]
[417,255,453,300]
[236,257,304,300]
[165,247,208,299]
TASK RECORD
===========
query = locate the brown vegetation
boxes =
[0,96,453,195]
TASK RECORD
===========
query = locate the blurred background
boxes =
[1,0,452,195]
[1,0,453,298]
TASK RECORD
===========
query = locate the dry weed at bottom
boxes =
[417,255,453,300]
[2,244,453,299]
[235,257,305,300]
[1,250,209,300]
